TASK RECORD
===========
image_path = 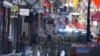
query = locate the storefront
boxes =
[0,2,9,54]
[91,11,100,35]
[0,6,3,54]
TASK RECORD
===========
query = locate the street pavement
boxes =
[0,50,67,56]
[93,46,100,56]
[0,51,33,56]
[0,47,33,56]
[0,46,69,56]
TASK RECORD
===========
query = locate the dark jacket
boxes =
[38,33,47,44]
[30,33,38,45]
[20,35,28,44]
[47,34,52,42]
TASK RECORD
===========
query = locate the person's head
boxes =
[23,31,25,35]
[75,18,78,22]
[22,31,26,37]
[72,18,78,23]
[78,31,82,35]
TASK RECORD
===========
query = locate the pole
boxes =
[38,13,41,30]
[7,8,11,38]
[2,3,7,54]
[16,0,22,53]
[1,0,5,54]
[38,0,43,30]
[0,0,3,54]
[86,0,91,42]
[7,8,11,53]
[0,2,2,54]
[16,9,22,53]
[67,0,69,12]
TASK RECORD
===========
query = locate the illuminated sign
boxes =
[19,9,29,16]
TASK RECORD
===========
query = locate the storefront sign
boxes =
[37,9,44,13]
[93,21,98,25]
[19,9,29,16]
[3,1,13,7]
[11,5,18,17]
[13,0,22,4]
[11,5,18,11]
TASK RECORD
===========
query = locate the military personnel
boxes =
[56,33,64,56]
[45,32,53,56]
[38,31,47,56]
[50,32,61,56]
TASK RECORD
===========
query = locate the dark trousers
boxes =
[20,43,26,56]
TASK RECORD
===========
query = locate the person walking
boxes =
[38,31,47,56]
[20,31,28,56]
[51,32,61,56]
[46,32,52,56]
[30,31,39,56]
[47,32,52,43]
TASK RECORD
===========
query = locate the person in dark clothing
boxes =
[77,31,85,43]
[30,32,38,45]
[20,31,27,56]
[30,32,39,56]
[47,33,52,42]
[65,17,69,24]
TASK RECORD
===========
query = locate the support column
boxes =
[2,6,7,54]
[86,0,91,42]
[16,15,22,53]
[16,3,22,53]
[38,0,43,30]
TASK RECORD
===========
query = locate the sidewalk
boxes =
[0,51,33,56]
[0,46,69,56]
[0,47,33,56]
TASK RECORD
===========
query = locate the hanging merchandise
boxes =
[70,0,79,7]
[53,0,62,8]
[43,0,51,8]
[91,12,100,22]
[43,12,48,17]
[93,0,100,7]
[79,1,86,11]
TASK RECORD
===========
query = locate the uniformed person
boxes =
[38,31,47,56]
[50,32,61,56]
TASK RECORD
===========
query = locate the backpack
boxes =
[30,33,38,45]
[38,33,47,44]
[47,34,52,41]
[52,34,60,44]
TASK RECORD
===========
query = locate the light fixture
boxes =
[24,0,38,6]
